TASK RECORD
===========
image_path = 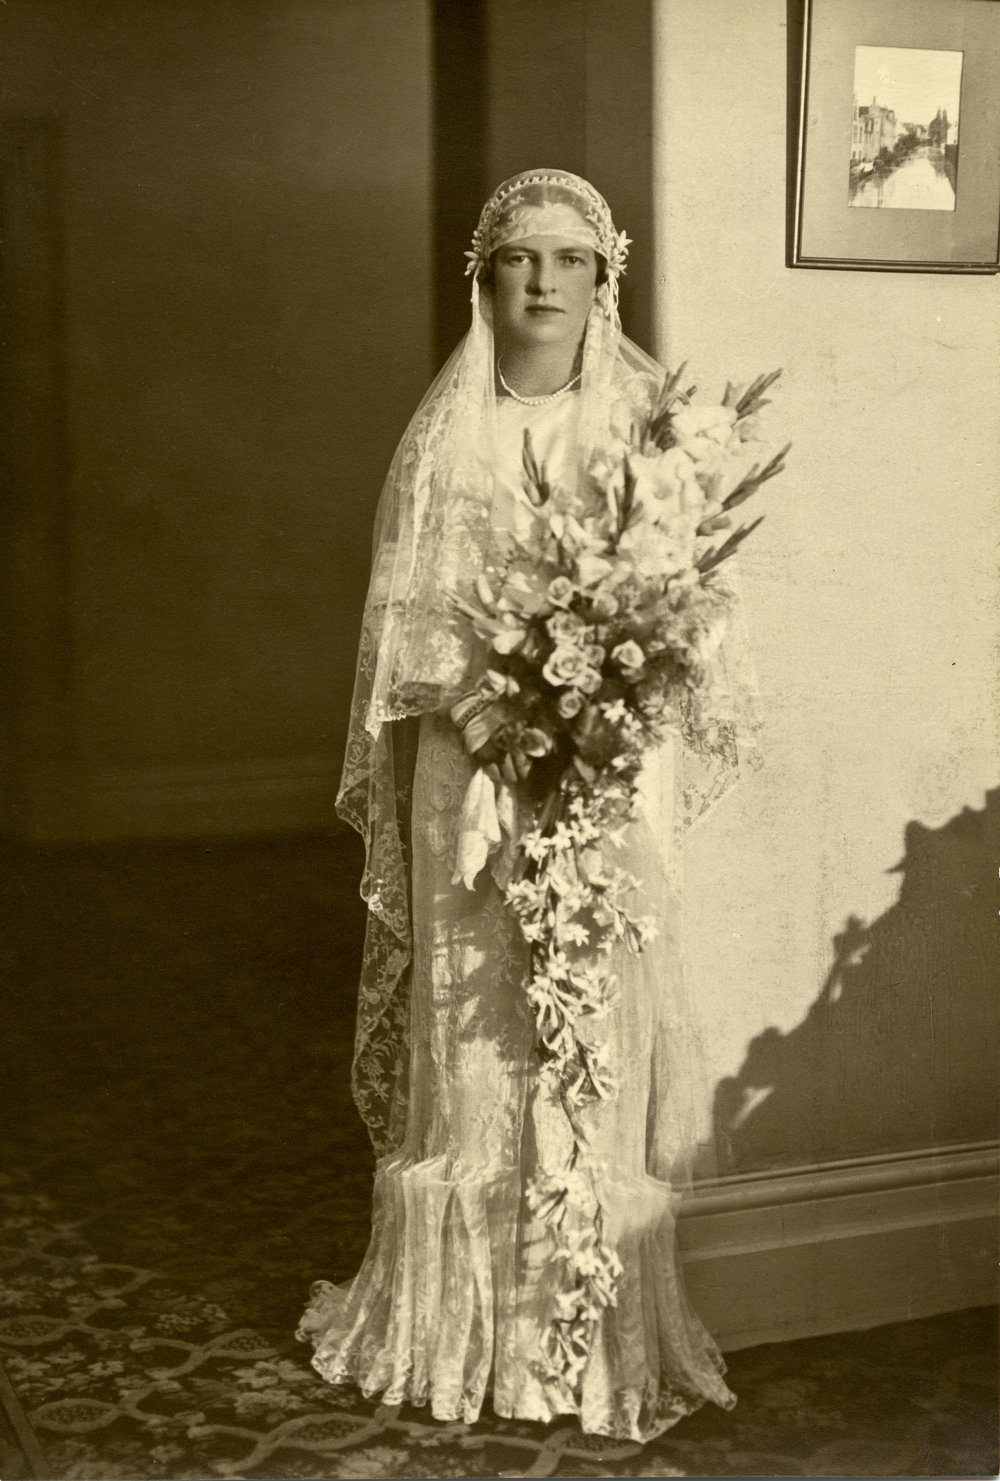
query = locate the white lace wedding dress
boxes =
[297,395,735,1442]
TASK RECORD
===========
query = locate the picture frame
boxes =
[791,0,1000,272]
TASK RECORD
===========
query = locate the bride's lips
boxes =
[526,304,564,314]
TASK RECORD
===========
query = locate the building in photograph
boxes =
[927,107,951,147]
[851,94,898,163]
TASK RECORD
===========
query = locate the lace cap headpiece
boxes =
[465,169,631,321]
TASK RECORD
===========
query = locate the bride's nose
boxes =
[527,258,555,295]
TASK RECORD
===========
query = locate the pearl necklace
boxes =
[497,360,582,406]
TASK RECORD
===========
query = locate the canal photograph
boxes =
[849,45,963,211]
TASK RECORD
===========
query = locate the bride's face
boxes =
[491,235,598,354]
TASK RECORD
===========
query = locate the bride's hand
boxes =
[472,737,505,767]
[462,707,504,761]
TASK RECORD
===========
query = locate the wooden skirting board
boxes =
[680,1141,999,1350]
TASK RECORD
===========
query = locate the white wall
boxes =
[653,0,998,1171]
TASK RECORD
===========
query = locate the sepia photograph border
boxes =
[791,0,1000,272]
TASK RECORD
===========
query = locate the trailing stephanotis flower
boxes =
[446,363,788,1400]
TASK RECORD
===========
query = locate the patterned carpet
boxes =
[1,835,996,1479]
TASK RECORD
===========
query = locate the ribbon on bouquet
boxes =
[451,763,518,891]
[449,671,521,890]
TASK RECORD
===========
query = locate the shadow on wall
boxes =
[713,789,999,1175]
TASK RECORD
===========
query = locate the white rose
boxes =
[547,575,576,608]
[543,644,590,687]
[546,610,586,644]
[557,688,585,719]
[612,640,645,674]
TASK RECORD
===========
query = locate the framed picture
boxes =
[791,0,1000,272]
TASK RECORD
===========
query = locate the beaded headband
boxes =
[465,169,631,284]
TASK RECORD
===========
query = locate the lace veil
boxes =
[337,170,762,1156]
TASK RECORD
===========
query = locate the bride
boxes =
[298,169,755,1442]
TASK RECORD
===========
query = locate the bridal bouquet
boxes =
[450,367,787,1396]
